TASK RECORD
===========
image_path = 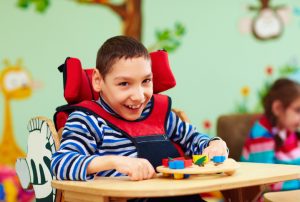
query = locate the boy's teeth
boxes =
[127,104,140,109]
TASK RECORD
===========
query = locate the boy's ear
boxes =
[92,68,102,93]
[272,100,284,116]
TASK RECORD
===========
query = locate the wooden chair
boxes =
[15,117,62,202]
[172,108,190,123]
[216,113,260,161]
[217,114,300,201]
[216,113,264,200]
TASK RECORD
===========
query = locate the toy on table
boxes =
[193,155,209,166]
[212,156,226,163]
[157,155,239,179]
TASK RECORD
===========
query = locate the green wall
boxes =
[1,0,300,151]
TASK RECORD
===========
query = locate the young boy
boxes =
[51,36,228,184]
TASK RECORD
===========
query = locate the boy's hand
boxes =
[114,156,155,181]
[202,139,228,159]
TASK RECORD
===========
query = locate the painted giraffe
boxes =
[0,59,32,166]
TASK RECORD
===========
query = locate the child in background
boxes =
[51,35,228,201]
[241,78,300,191]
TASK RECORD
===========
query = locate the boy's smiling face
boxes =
[93,56,153,121]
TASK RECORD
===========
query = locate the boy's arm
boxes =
[51,111,101,180]
[51,111,155,181]
[87,155,155,181]
[166,111,227,157]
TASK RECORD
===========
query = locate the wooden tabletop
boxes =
[264,189,300,202]
[52,162,300,199]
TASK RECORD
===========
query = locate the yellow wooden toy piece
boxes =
[192,155,209,165]
[174,173,184,179]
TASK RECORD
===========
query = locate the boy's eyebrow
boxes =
[114,76,132,81]
[145,73,153,78]
[114,73,153,80]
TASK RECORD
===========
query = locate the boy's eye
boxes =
[143,78,152,84]
[118,82,128,86]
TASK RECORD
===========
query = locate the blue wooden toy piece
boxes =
[169,160,185,169]
[212,156,226,163]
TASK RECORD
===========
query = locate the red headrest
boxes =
[150,50,176,93]
[58,50,176,104]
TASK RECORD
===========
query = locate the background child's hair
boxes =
[263,78,300,147]
[96,35,150,78]
[263,78,300,125]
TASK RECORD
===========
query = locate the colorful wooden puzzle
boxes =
[157,155,239,179]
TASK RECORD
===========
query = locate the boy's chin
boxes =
[119,107,144,121]
[121,114,141,121]
[119,110,143,121]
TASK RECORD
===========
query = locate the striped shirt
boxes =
[241,115,300,191]
[51,96,218,181]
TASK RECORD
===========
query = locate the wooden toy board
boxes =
[156,158,240,176]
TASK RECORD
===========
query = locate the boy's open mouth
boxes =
[125,104,142,110]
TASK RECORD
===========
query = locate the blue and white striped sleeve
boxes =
[51,111,103,181]
[166,111,221,156]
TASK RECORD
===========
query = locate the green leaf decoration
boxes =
[168,157,174,161]
[17,0,50,13]
[36,0,49,12]
[278,65,299,77]
[149,22,186,53]
[17,0,30,8]
[194,156,207,166]
[175,22,185,36]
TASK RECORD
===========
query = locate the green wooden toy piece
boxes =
[194,156,207,166]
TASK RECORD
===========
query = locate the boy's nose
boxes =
[130,87,145,101]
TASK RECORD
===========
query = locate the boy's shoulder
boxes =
[67,110,107,125]
[64,110,109,136]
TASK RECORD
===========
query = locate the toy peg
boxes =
[162,158,169,167]
[174,173,184,179]
[184,159,193,167]
[162,173,171,177]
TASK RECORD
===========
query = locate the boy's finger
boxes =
[145,161,155,179]
[142,164,149,179]
[202,149,210,159]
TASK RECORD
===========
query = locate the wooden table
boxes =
[264,189,300,202]
[52,162,300,202]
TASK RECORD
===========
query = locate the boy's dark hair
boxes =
[96,35,150,78]
[263,78,300,147]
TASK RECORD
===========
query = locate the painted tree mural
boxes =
[17,0,185,52]
[77,0,142,41]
